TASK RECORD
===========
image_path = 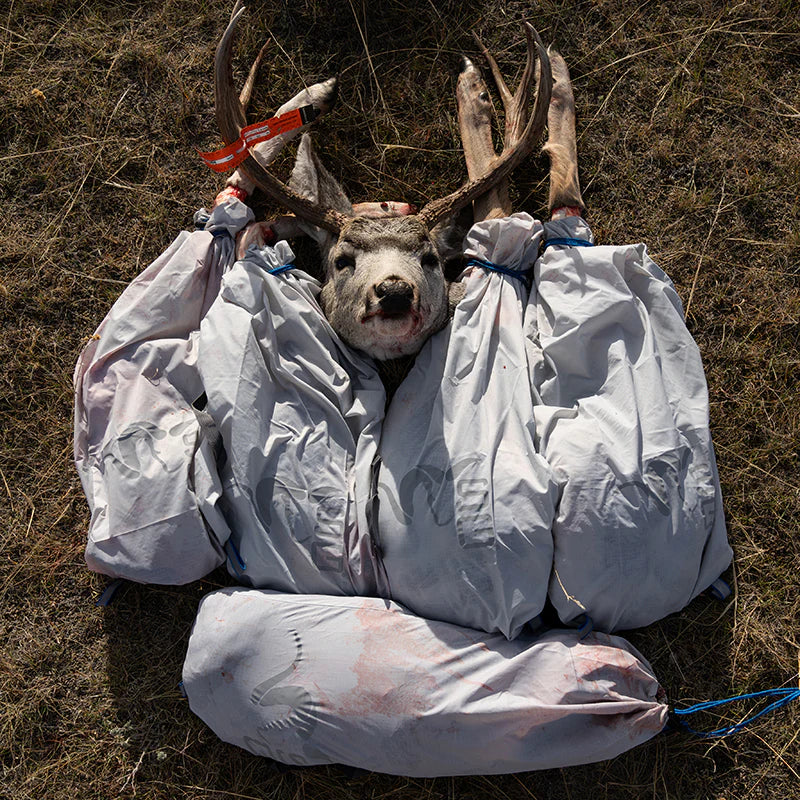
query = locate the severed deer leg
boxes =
[543,51,585,217]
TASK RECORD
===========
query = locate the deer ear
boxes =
[430,205,474,262]
[290,133,353,247]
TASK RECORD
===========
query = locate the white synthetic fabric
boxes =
[73,201,252,584]
[526,217,732,630]
[75,203,733,775]
[377,213,558,638]
[196,243,388,598]
[75,204,731,631]
[182,587,669,777]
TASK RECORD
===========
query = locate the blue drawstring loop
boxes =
[576,614,594,639]
[465,257,530,284]
[543,237,595,250]
[96,578,124,607]
[225,538,247,572]
[269,263,295,275]
[673,687,800,737]
[708,577,731,600]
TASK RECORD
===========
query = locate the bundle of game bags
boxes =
[74,199,731,774]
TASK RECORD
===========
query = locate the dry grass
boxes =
[2,0,799,797]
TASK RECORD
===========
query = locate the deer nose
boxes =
[375,279,414,313]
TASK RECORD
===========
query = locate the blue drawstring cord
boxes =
[543,237,595,249]
[465,257,531,283]
[225,538,247,572]
[95,578,124,607]
[269,263,295,275]
[673,687,800,737]
[466,240,594,281]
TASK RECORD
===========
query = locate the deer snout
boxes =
[375,278,415,314]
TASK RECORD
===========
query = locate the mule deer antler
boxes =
[215,5,351,233]
[456,24,542,221]
[213,5,550,234]
[416,31,550,229]
[458,35,585,220]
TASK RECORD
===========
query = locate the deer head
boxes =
[213,3,552,360]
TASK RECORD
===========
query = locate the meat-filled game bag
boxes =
[195,231,388,599]
[182,587,669,777]
[377,214,558,638]
[524,216,732,632]
[73,201,252,584]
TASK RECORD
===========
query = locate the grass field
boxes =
[2,0,799,797]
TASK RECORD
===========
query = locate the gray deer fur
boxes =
[288,134,453,362]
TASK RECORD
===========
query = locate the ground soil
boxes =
[2,1,798,798]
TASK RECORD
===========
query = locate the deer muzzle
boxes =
[375,278,415,315]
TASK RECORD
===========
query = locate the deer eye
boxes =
[334,254,355,271]
[420,253,439,269]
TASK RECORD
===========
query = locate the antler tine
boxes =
[418,27,551,230]
[506,23,537,146]
[239,37,270,109]
[216,5,249,134]
[471,32,512,114]
[463,23,539,220]
[214,6,350,234]
[229,0,244,23]
[471,24,536,146]
[238,2,276,109]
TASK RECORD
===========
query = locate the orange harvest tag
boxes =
[199,104,319,173]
